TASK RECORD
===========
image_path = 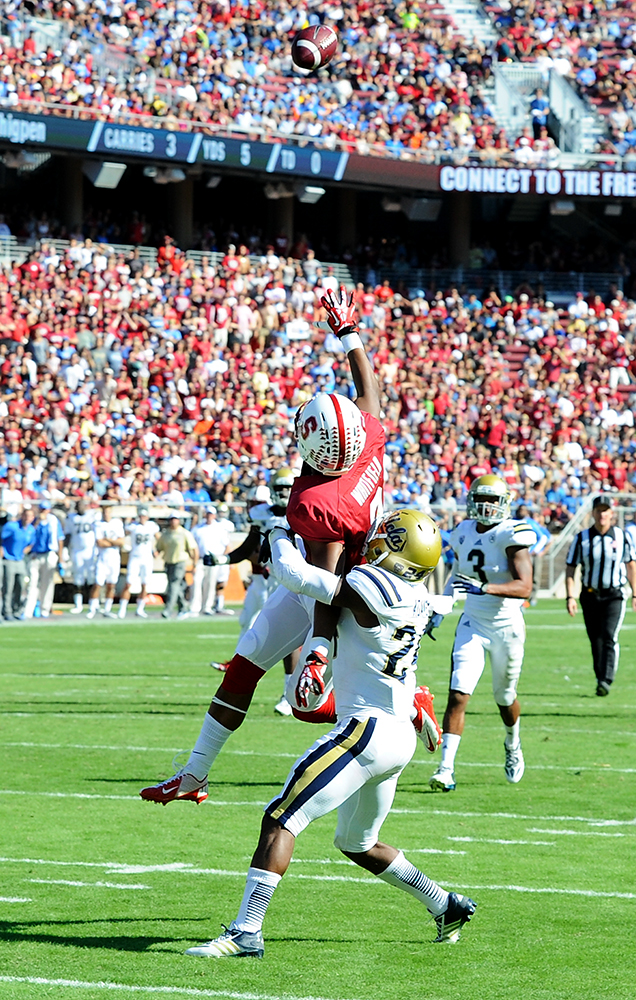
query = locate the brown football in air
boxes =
[291,24,338,71]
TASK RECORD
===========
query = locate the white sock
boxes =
[137,598,146,612]
[186,713,233,779]
[118,599,128,616]
[233,867,282,933]
[104,598,113,613]
[440,733,461,771]
[504,719,520,748]
[74,594,83,610]
[216,594,224,611]
[378,851,449,916]
[89,598,99,613]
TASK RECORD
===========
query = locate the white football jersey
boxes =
[65,511,99,555]
[334,563,433,722]
[95,517,124,561]
[127,520,160,559]
[450,518,536,623]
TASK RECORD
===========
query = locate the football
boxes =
[291,24,338,71]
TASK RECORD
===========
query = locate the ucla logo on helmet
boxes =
[385,520,407,552]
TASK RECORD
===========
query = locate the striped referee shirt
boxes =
[566,526,635,590]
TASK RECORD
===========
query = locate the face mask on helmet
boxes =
[467,475,511,525]
[295,392,366,476]
[365,508,442,581]
[270,467,295,508]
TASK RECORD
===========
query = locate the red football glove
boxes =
[321,285,358,337]
[295,649,329,708]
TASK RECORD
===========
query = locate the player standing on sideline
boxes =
[209,468,298,716]
[184,509,475,959]
[140,286,389,804]
[87,504,125,619]
[64,500,98,615]
[565,495,636,696]
[118,506,160,618]
[428,475,535,792]
[191,506,234,617]
[212,503,235,615]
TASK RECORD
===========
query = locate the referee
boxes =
[566,495,636,696]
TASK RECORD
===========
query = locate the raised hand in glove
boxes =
[321,285,358,337]
[423,612,444,641]
[453,572,488,596]
[295,649,329,709]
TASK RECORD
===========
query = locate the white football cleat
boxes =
[274,695,293,717]
[135,608,148,618]
[429,766,456,792]
[504,742,525,783]
[69,606,83,615]
[86,609,97,620]
[118,608,127,619]
[186,925,264,959]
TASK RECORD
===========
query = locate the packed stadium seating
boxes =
[1,234,636,545]
[0,1,522,161]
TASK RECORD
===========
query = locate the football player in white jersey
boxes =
[118,506,160,618]
[429,475,535,792]
[183,509,477,960]
[87,504,125,619]
[64,499,99,614]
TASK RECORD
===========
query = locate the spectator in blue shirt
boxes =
[530,88,550,139]
[1,507,35,620]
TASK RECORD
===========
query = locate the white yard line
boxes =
[1,789,636,828]
[527,828,625,837]
[0,856,632,898]
[447,837,556,846]
[0,896,32,902]
[0,976,360,1000]
[26,879,150,890]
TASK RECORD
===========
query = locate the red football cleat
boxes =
[412,685,442,754]
[210,660,230,672]
[139,770,209,805]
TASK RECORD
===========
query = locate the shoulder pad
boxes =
[347,564,411,619]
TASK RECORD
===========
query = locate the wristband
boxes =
[341,331,363,353]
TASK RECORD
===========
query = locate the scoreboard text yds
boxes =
[439,164,636,197]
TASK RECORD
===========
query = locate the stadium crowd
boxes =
[1,0,552,164]
[484,0,636,157]
[1,235,636,542]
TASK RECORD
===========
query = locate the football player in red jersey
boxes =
[140,287,389,805]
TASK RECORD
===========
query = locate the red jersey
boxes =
[286,412,385,573]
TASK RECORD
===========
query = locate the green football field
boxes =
[0,600,635,1000]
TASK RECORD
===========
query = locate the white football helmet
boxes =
[467,475,511,526]
[295,392,366,476]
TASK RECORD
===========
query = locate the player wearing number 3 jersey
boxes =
[428,476,536,792]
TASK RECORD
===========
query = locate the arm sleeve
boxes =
[270,532,340,604]
[566,534,580,567]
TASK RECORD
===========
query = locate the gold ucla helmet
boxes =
[270,466,296,507]
[366,509,442,581]
[467,474,511,525]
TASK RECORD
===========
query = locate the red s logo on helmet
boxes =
[300,416,318,440]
